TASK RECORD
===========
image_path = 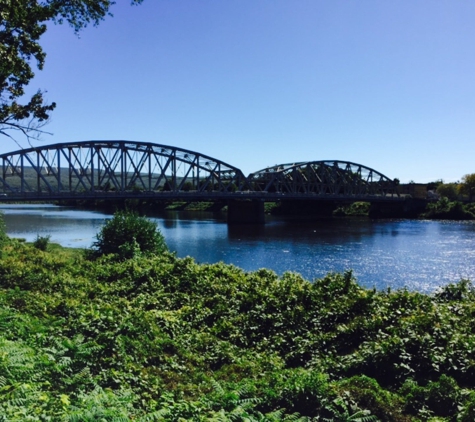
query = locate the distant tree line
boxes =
[430,173,475,202]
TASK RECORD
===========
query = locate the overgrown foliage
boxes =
[435,183,459,201]
[422,197,475,220]
[458,173,475,202]
[0,211,7,246]
[1,233,475,419]
[333,202,371,216]
[91,210,168,260]
[33,233,50,251]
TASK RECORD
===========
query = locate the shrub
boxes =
[91,210,168,260]
[458,391,475,422]
[0,212,7,243]
[267,369,330,416]
[422,198,475,220]
[33,234,51,251]
[333,202,371,216]
[400,376,460,418]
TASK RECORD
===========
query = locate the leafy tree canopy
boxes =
[436,182,459,201]
[0,0,143,144]
[459,173,475,200]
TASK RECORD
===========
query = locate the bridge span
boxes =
[0,140,405,222]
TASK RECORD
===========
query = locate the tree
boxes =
[436,183,459,201]
[0,0,143,144]
[91,210,168,260]
[459,173,475,202]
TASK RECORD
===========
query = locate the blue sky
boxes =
[4,0,475,183]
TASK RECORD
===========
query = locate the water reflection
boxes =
[1,204,475,293]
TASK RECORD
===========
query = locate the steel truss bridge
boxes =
[0,140,402,203]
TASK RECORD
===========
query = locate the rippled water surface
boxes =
[2,204,475,292]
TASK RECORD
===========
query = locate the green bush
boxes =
[91,210,168,260]
[276,369,330,416]
[422,198,475,220]
[333,201,371,216]
[335,376,407,421]
[4,236,475,420]
[33,234,51,251]
[0,212,7,246]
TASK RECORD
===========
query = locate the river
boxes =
[1,204,475,293]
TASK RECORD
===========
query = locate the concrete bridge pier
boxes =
[227,199,265,224]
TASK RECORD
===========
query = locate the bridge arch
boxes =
[0,140,246,197]
[246,160,399,198]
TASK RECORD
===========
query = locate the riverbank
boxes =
[1,234,475,420]
[55,197,475,220]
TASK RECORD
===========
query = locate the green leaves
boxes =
[422,197,475,219]
[91,210,168,261]
[3,235,475,419]
[1,0,54,140]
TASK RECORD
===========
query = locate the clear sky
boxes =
[4,0,475,183]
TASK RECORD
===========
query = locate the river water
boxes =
[1,204,475,293]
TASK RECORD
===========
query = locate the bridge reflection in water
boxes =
[0,140,404,222]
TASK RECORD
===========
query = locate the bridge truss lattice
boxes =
[246,161,399,199]
[0,141,246,198]
[0,141,400,201]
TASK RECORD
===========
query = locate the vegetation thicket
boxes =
[333,202,371,217]
[1,211,475,420]
[90,210,168,260]
[421,197,475,220]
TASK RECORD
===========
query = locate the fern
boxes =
[211,378,226,396]
[137,408,173,422]
[0,337,38,383]
[320,395,380,422]
[265,409,286,421]
[233,396,262,408]
[67,386,135,421]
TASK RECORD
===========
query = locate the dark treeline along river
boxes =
[1,204,475,293]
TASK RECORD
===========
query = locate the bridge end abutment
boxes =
[227,200,265,224]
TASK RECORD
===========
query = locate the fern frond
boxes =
[211,378,225,395]
[234,397,262,407]
[265,408,285,421]
[137,408,171,421]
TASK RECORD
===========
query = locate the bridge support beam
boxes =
[227,200,265,224]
